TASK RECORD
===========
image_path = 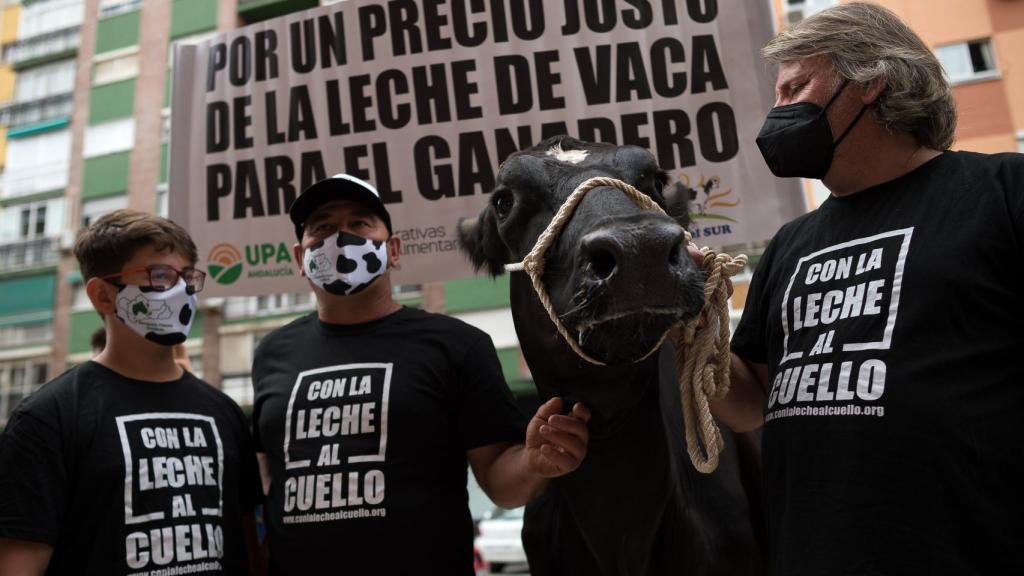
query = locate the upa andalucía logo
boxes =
[207,244,243,285]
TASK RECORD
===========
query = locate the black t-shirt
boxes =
[732,151,1024,575]
[0,361,262,575]
[251,306,526,575]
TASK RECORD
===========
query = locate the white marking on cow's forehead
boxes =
[546,143,588,164]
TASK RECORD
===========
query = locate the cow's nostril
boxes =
[590,248,617,280]
[668,242,681,266]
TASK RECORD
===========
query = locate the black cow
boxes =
[458,136,765,576]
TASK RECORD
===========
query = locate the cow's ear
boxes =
[457,208,507,277]
[661,175,692,229]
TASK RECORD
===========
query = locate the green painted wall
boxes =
[164,69,172,108]
[69,310,103,354]
[170,0,216,39]
[82,153,131,200]
[496,347,533,395]
[0,273,55,318]
[444,276,510,313]
[95,10,140,54]
[89,79,136,124]
[160,143,169,184]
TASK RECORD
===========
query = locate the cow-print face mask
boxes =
[114,279,197,346]
[303,231,389,296]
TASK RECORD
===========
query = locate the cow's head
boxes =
[458,136,704,365]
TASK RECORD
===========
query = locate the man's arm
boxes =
[0,538,52,576]
[713,354,768,433]
[468,398,590,509]
[256,452,271,497]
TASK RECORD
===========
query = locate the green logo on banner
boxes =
[208,244,244,285]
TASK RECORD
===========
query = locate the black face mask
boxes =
[755,80,869,179]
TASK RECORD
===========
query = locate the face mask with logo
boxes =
[755,80,870,179]
[303,231,389,296]
[114,279,197,346]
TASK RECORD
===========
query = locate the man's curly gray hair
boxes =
[762,2,957,150]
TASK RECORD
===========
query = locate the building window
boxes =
[187,354,204,379]
[936,39,997,84]
[71,284,92,311]
[0,358,49,426]
[3,199,60,241]
[0,198,62,269]
[156,184,169,218]
[33,205,47,237]
[221,374,254,407]
[93,51,139,85]
[81,195,128,227]
[14,59,76,103]
[19,0,84,40]
[783,0,836,26]
[1,129,72,198]
[393,284,423,300]
[0,324,53,349]
[84,118,135,158]
[223,293,315,320]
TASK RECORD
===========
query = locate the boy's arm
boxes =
[0,538,53,576]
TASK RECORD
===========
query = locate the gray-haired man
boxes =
[713,3,1024,574]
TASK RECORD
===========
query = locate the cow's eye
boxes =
[494,192,515,220]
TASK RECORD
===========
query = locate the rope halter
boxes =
[505,176,668,365]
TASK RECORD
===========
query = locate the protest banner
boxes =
[170,0,804,296]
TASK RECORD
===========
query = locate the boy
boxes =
[0,210,263,575]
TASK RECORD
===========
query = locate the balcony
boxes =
[0,93,73,130]
[0,161,71,201]
[0,237,59,274]
[0,322,53,348]
[3,26,80,70]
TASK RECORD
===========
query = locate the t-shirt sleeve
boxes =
[0,403,67,544]
[456,336,528,451]
[730,236,779,365]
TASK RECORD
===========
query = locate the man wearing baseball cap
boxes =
[251,173,591,575]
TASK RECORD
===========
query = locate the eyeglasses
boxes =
[100,264,206,293]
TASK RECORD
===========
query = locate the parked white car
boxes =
[475,506,527,573]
